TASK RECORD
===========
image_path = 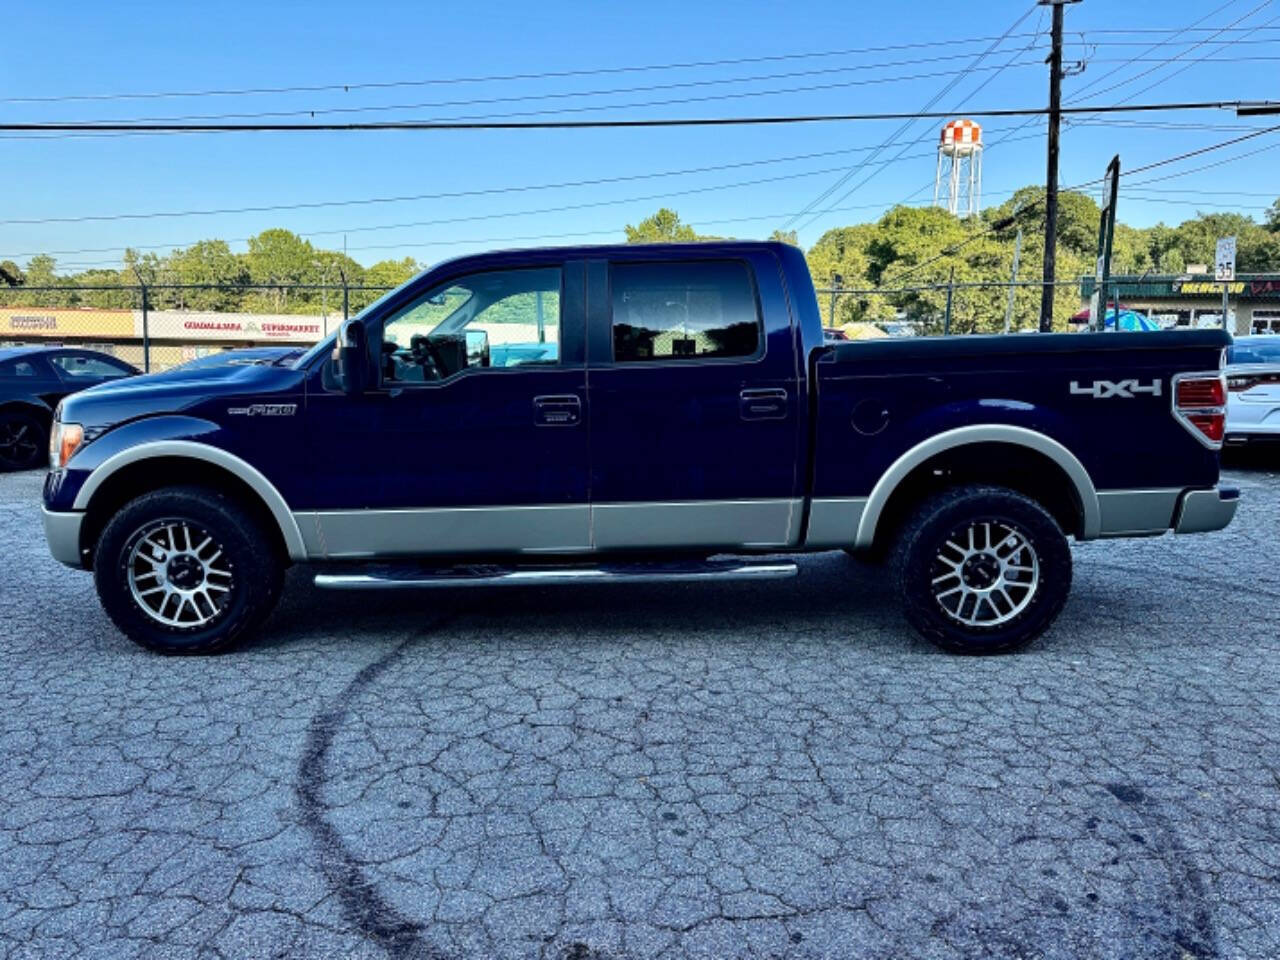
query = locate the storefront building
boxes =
[1080,273,1280,335]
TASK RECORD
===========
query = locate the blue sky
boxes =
[2,0,1278,273]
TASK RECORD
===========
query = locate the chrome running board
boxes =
[314,558,798,591]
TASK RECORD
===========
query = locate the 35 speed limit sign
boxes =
[1216,236,1237,282]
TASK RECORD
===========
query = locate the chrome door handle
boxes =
[739,387,788,421]
[533,394,582,426]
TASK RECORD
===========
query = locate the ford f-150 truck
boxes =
[42,242,1238,656]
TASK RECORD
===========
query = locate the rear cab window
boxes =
[610,260,762,363]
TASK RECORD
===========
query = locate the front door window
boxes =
[382,267,562,383]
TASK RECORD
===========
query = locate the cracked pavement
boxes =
[2,460,1279,959]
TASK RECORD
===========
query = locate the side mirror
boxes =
[465,329,490,368]
[332,320,370,395]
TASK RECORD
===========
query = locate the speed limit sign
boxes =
[1216,236,1237,282]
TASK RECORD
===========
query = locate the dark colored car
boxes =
[43,242,1237,657]
[0,346,138,471]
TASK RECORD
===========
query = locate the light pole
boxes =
[829,273,844,328]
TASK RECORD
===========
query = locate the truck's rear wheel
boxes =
[890,485,1071,655]
[93,486,283,655]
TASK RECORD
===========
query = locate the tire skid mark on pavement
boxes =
[296,620,454,960]
[1104,783,1221,960]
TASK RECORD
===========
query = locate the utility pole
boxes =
[1039,0,1082,332]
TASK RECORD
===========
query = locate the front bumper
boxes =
[42,508,85,567]
[1174,486,1239,535]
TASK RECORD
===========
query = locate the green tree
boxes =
[17,254,73,307]
[245,229,315,311]
[168,240,248,311]
[1267,198,1280,232]
[0,260,22,287]
[768,229,799,246]
[624,208,713,244]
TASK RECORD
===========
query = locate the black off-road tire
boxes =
[890,485,1072,655]
[94,486,283,655]
[0,409,47,471]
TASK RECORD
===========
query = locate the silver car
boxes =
[1225,336,1280,446]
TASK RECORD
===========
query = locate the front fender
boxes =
[44,415,219,511]
[44,415,307,562]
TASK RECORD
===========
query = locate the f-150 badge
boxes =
[1069,379,1162,399]
[227,404,298,416]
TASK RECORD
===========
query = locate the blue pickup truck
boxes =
[42,242,1237,656]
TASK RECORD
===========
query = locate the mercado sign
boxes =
[1176,281,1248,296]
[0,307,135,339]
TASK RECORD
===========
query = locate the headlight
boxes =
[49,421,85,470]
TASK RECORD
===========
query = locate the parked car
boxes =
[1,346,138,471]
[1224,335,1280,446]
[41,242,1237,656]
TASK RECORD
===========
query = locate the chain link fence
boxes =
[1,275,1253,371]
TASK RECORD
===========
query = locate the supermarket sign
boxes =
[150,312,330,342]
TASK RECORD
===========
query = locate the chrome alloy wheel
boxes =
[929,519,1040,628]
[126,520,235,628]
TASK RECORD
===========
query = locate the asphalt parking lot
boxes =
[2,462,1279,960]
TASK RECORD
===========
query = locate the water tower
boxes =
[934,119,983,218]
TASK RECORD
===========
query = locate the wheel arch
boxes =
[0,398,54,421]
[856,425,1101,550]
[74,441,307,564]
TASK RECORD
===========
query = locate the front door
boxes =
[304,260,590,558]
[584,251,802,550]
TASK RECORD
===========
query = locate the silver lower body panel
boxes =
[314,558,799,591]
[1174,486,1240,534]
[42,508,84,567]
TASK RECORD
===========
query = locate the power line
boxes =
[0,35,1057,105]
[0,130,1037,226]
[0,101,1266,134]
[35,53,1280,130]
[49,57,1052,127]
[6,25,1274,106]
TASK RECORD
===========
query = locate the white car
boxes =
[1225,336,1280,446]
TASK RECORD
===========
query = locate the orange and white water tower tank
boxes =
[935,119,984,218]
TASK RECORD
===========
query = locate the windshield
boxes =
[1228,338,1280,365]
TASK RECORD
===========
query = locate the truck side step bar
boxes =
[313,558,799,591]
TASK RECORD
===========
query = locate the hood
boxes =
[57,362,305,434]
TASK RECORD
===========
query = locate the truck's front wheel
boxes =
[890,485,1071,655]
[93,486,283,655]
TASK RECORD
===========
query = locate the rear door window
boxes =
[610,261,762,363]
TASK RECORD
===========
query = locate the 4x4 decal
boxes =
[1069,379,1162,399]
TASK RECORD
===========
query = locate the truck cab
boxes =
[42,242,1237,656]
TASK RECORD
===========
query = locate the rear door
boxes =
[584,250,803,550]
